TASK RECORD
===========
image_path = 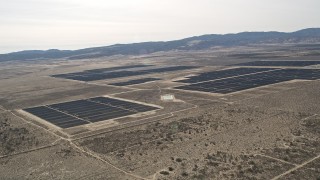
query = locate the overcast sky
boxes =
[1,0,319,53]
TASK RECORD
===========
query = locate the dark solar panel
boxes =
[110,78,161,86]
[175,68,275,83]
[84,65,152,73]
[24,106,89,128]
[23,97,160,129]
[232,61,320,67]
[175,69,320,94]
[89,97,160,112]
[51,66,199,82]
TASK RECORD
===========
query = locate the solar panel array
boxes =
[175,68,273,83]
[24,97,160,128]
[24,106,88,128]
[175,69,320,94]
[52,66,198,82]
[232,61,320,67]
[81,65,152,73]
[110,78,161,86]
[51,64,151,81]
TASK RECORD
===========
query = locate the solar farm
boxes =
[1,54,320,179]
[13,59,320,133]
[109,77,161,86]
[175,68,320,94]
[52,65,198,81]
[24,97,160,128]
[174,67,275,83]
[232,60,320,67]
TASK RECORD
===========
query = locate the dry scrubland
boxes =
[0,45,320,179]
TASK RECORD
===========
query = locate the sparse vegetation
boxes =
[0,116,38,155]
[1,43,320,179]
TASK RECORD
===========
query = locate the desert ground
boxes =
[0,44,319,179]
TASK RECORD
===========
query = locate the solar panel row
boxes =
[89,97,159,112]
[109,78,161,86]
[175,68,274,83]
[53,65,151,78]
[232,61,320,67]
[84,65,152,73]
[175,69,320,94]
[52,66,198,82]
[24,106,89,128]
[24,97,160,128]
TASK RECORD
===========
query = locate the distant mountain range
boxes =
[1,28,320,61]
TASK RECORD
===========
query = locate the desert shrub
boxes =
[160,171,169,175]
[181,172,188,177]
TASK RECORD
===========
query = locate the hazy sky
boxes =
[1,0,320,53]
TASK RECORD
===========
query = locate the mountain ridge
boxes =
[1,28,320,61]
